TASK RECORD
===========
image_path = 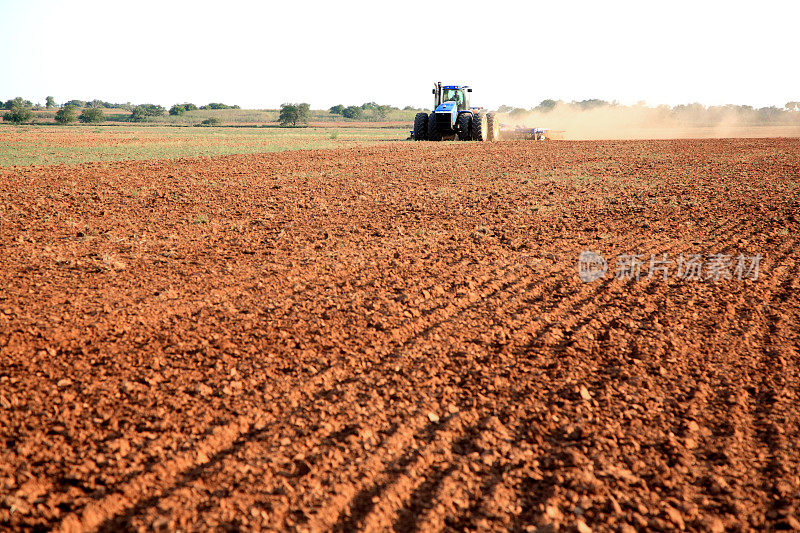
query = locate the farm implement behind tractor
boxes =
[499,126,548,140]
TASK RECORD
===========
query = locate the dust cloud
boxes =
[497,102,800,140]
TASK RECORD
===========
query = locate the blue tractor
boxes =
[413,82,500,142]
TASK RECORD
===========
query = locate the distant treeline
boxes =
[1,98,240,112]
[276,102,424,125]
[0,97,242,124]
[328,102,423,121]
[4,94,799,127]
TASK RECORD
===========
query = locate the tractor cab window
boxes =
[442,89,466,110]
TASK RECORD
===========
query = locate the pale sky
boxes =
[1,0,798,110]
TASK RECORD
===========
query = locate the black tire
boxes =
[487,112,500,141]
[456,113,472,141]
[471,112,487,141]
[427,113,442,141]
[413,112,428,141]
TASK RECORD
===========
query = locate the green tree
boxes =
[279,104,298,126]
[201,102,237,110]
[169,104,186,115]
[574,99,609,110]
[55,105,78,124]
[131,107,147,121]
[131,104,166,121]
[184,103,198,111]
[341,105,363,119]
[279,103,310,126]
[757,106,782,120]
[45,96,56,108]
[3,97,32,110]
[329,104,344,115]
[79,107,105,123]
[374,105,392,120]
[536,99,558,112]
[3,104,34,124]
[297,103,310,123]
[142,104,165,116]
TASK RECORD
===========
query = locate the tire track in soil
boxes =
[306,222,728,531]
[669,237,799,528]
[97,410,447,532]
[86,252,546,531]
[607,232,795,528]
[42,190,736,528]
[327,411,483,532]
[626,232,797,524]
[474,214,744,356]
[413,214,743,365]
[78,212,660,531]
[307,412,466,532]
[572,231,786,527]
[402,222,741,484]
[333,413,518,533]
[286,220,682,529]
[389,406,524,533]
[95,194,648,524]
[750,239,800,527]
[497,217,746,366]
[441,290,699,527]
[58,249,539,531]
[310,216,745,531]
[272,275,567,529]
[441,218,767,530]
[570,215,755,354]
[551,217,749,357]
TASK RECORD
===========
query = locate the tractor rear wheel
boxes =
[427,113,442,141]
[413,112,428,141]
[487,112,500,141]
[471,112,487,141]
[457,113,472,141]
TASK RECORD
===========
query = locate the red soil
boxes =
[1,139,799,531]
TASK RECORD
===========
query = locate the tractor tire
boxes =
[471,112,488,141]
[487,112,500,141]
[413,112,428,141]
[427,113,442,141]
[457,113,472,141]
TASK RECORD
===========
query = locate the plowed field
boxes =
[1,139,799,531]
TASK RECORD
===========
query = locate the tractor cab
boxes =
[433,83,471,111]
